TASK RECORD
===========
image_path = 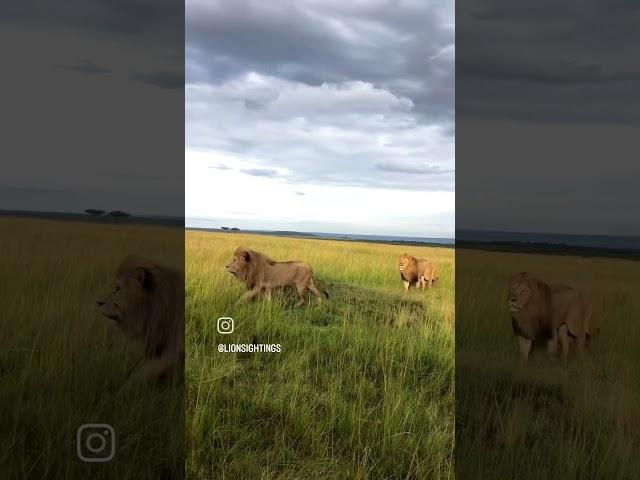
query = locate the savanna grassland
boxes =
[186,231,454,479]
[0,218,184,479]
[456,248,640,479]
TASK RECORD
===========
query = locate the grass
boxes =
[186,231,454,479]
[0,218,184,479]
[455,248,640,479]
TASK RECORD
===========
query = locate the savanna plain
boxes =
[456,248,640,479]
[186,231,455,479]
[0,218,184,479]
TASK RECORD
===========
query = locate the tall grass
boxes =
[456,248,640,479]
[0,219,184,479]
[186,232,455,479]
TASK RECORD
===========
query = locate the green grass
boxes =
[186,231,455,479]
[455,249,640,479]
[0,218,184,479]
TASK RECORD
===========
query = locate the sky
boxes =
[0,0,184,216]
[186,0,455,238]
[456,0,640,236]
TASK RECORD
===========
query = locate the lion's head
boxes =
[508,272,554,339]
[98,255,183,360]
[399,254,418,281]
[97,256,153,338]
[507,272,538,313]
[225,247,274,288]
[225,248,251,282]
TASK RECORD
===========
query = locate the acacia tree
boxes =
[107,210,131,223]
[84,208,106,216]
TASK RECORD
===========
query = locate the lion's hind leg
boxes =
[307,278,325,303]
[294,280,309,307]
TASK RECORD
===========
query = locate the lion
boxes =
[508,272,594,363]
[225,247,329,307]
[97,255,184,385]
[399,254,438,291]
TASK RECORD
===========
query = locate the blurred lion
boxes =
[508,272,594,363]
[399,254,438,291]
[226,247,328,307]
[97,255,184,385]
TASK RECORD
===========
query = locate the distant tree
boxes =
[84,208,106,216]
[107,210,131,219]
[221,226,230,231]
[230,227,240,231]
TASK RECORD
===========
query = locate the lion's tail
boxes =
[321,290,329,299]
[585,302,599,342]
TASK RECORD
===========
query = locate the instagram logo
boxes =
[217,317,234,334]
[76,424,115,462]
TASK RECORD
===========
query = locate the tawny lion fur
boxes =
[226,247,328,307]
[97,255,184,385]
[398,253,438,291]
[508,272,594,363]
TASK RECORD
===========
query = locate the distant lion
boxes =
[508,272,594,363]
[226,247,328,307]
[399,254,437,291]
[97,255,184,385]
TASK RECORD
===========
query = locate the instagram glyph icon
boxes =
[77,424,115,462]
[217,317,234,334]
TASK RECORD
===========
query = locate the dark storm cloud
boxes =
[186,0,455,193]
[457,0,640,124]
[456,0,640,236]
[0,0,183,46]
[186,0,453,123]
[131,71,185,89]
[56,59,111,76]
[1,0,184,216]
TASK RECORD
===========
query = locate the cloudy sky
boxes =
[456,0,640,236]
[1,0,184,216]
[186,0,455,238]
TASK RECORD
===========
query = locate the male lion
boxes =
[399,254,438,291]
[97,255,184,385]
[226,247,329,307]
[508,272,593,363]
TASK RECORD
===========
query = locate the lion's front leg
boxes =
[558,324,570,361]
[239,286,261,302]
[120,350,182,393]
[517,336,532,365]
[403,280,410,292]
[547,328,559,360]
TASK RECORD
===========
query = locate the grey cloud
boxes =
[209,164,231,170]
[56,59,111,75]
[130,71,185,90]
[295,191,305,196]
[187,0,453,125]
[186,1,455,193]
[457,0,640,124]
[375,161,454,175]
[0,0,183,48]
[240,168,281,178]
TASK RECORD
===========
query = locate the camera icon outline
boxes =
[76,423,116,463]
[217,317,234,334]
